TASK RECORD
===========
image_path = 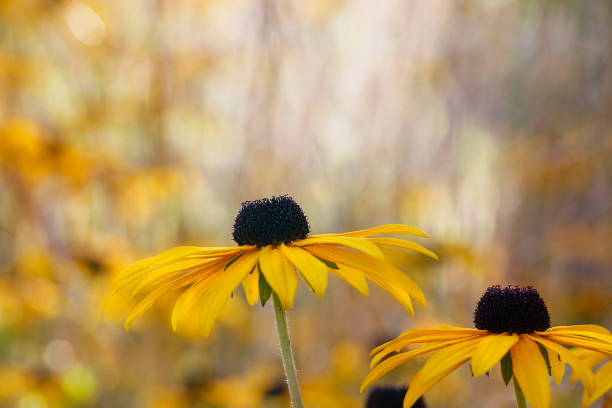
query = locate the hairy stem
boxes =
[272,293,304,408]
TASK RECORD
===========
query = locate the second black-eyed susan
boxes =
[362,285,612,408]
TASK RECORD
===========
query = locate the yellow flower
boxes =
[362,285,612,408]
[116,196,436,336]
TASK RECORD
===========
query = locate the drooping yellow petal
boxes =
[197,250,260,336]
[511,336,551,408]
[296,236,383,259]
[529,334,596,395]
[544,335,612,355]
[172,276,215,331]
[368,237,438,260]
[361,336,479,393]
[370,329,485,366]
[371,333,483,369]
[280,244,327,298]
[403,337,482,408]
[130,257,226,298]
[402,370,425,408]
[116,246,248,291]
[547,348,565,385]
[549,325,612,335]
[390,326,485,340]
[312,224,430,238]
[389,327,486,344]
[571,348,608,368]
[125,272,204,330]
[582,361,612,407]
[330,265,369,296]
[570,349,607,383]
[306,246,425,315]
[544,330,612,346]
[370,326,486,356]
[168,257,238,330]
[418,337,481,385]
[241,266,259,306]
[116,246,205,290]
[259,246,298,310]
[470,333,519,377]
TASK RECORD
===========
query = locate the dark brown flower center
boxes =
[474,285,551,334]
[232,196,309,247]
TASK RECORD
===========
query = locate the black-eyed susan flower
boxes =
[116,195,436,335]
[361,285,612,408]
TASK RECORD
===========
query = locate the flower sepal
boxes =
[259,272,273,307]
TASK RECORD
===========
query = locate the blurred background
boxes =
[1,0,611,407]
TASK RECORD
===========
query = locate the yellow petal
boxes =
[546,330,612,346]
[418,337,481,385]
[370,326,485,356]
[306,245,425,315]
[259,246,298,310]
[131,257,222,298]
[296,236,383,259]
[511,336,551,408]
[367,237,438,260]
[361,337,477,393]
[116,246,204,290]
[280,244,327,298]
[548,348,565,385]
[197,250,260,336]
[168,257,237,330]
[241,267,259,306]
[549,325,612,336]
[529,334,595,395]
[312,224,430,238]
[570,349,607,384]
[544,335,612,355]
[370,328,485,366]
[389,327,486,344]
[125,272,202,330]
[116,246,247,291]
[403,337,481,407]
[470,334,519,377]
[582,361,612,407]
[571,348,608,367]
[371,333,483,369]
[403,370,425,408]
[171,276,214,330]
[330,265,369,296]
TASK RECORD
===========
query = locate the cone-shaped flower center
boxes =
[232,196,310,247]
[473,285,551,334]
[366,386,426,408]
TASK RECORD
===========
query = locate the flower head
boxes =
[232,196,309,247]
[362,285,612,408]
[366,385,426,408]
[116,195,437,336]
[474,285,551,334]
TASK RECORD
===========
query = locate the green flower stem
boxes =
[513,377,527,408]
[272,293,304,408]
